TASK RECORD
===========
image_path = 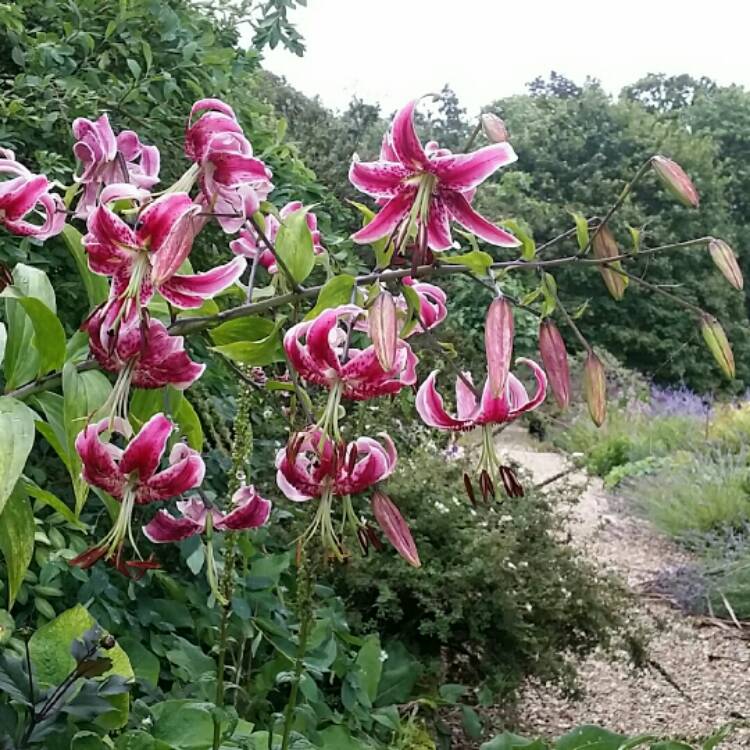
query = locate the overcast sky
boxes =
[262,0,748,115]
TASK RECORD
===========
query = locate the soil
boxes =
[490,426,750,749]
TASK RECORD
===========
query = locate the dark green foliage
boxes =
[330,445,630,698]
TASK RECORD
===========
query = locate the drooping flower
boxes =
[349,99,519,253]
[230,201,325,272]
[0,149,65,239]
[72,413,205,568]
[416,299,547,499]
[185,99,273,233]
[284,304,417,402]
[276,427,397,559]
[143,486,271,543]
[83,301,205,419]
[72,114,160,218]
[84,190,246,310]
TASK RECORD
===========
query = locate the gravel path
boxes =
[499,427,750,748]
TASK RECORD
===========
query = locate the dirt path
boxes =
[499,426,750,748]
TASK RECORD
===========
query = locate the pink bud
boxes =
[370,290,398,371]
[538,320,571,409]
[592,226,626,301]
[481,113,510,143]
[371,491,420,568]
[651,155,699,208]
[485,297,514,398]
[708,239,743,291]
[700,314,735,379]
[583,351,607,427]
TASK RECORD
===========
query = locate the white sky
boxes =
[262,0,749,115]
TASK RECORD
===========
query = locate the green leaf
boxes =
[0,396,35,517]
[3,263,57,389]
[23,478,84,528]
[481,734,548,750]
[0,484,34,609]
[29,604,134,729]
[503,219,536,260]
[375,640,421,707]
[554,726,627,750]
[150,701,216,749]
[316,725,370,750]
[461,705,483,740]
[355,634,382,704]
[62,225,109,309]
[627,225,641,253]
[439,683,467,703]
[0,287,66,376]
[126,58,141,79]
[62,364,112,514]
[541,273,558,317]
[441,250,494,277]
[119,637,160,687]
[274,206,315,284]
[570,212,590,252]
[0,322,6,367]
[210,316,285,366]
[72,731,109,750]
[702,724,735,750]
[305,274,356,320]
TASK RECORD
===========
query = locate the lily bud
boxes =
[481,113,510,143]
[708,239,743,291]
[700,314,735,379]
[592,226,626,300]
[538,320,571,409]
[651,155,699,208]
[370,290,398,370]
[485,297,514,398]
[372,491,420,568]
[583,351,607,427]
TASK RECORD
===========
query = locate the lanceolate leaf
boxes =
[305,274,356,320]
[0,396,36,517]
[570,212,590,252]
[210,316,285,366]
[274,206,315,285]
[441,250,494,276]
[0,483,34,609]
[61,224,109,309]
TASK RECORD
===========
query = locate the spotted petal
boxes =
[158,256,246,309]
[120,413,173,481]
[349,159,410,199]
[142,509,203,543]
[215,485,272,530]
[390,100,428,170]
[351,187,416,244]
[432,143,517,192]
[442,191,520,247]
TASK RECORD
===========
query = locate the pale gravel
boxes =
[496,427,750,749]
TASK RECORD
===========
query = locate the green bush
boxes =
[329,446,631,698]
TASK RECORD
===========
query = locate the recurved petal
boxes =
[508,358,548,417]
[158,256,246,309]
[349,159,410,199]
[351,188,415,245]
[415,371,473,431]
[215,485,272,530]
[442,191,520,247]
[75,422,126,498]
[142,509,203,543]
[425,195,453,251]
[143,443,205,502]
[390,100,428,169]
[120,413,173,481]
[432,143,517,192]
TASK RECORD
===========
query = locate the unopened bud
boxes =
[708,239,743,291]
[538,320,571,409]
[370,290,398,371]
[583,351,607,427]
[700,314,735,379]
[651,155,699,208]
[592,226,627,301]
[485,297,514,397]
[481,113,510,143]
[372,491,420,568]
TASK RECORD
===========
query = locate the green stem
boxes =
[280,547,315,750]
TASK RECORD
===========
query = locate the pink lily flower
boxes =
[72,114,160,218]
[230,201,326,273]
[349,99,519,253]
[276,428,398,561]
[416,299,547,501]
[0,149,65,239]
[84,190,246,310]
[83,302,205,390]
[276,428,397,502]
[143,486,271,543]
[283,304,417,402]
[72,413,205,568]
[185,99,273,233]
